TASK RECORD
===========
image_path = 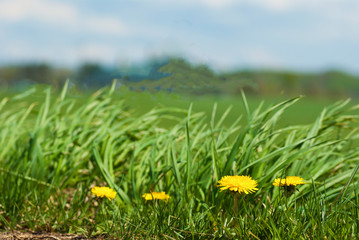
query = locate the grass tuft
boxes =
[0,84,359,239]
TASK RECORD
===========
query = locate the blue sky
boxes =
[0,0,358,73]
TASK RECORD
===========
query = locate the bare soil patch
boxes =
[0,231,109,240]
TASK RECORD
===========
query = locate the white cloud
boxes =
[0,0,128,36]
[136,0,238,9]
[84,17,128,36]
[325,2,359,25]
[247,0,303,12]
[249,0,359,15]
[194,0,237,9]
[0,0,77,23]
[0,40,54,63]
[153,0,359,14]
[76,43,119,63]
[242,47,284,68]
[63,43,154,65]
[1,40,122,65]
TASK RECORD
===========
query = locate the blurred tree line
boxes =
[0,63,120,90]
[1,58,358,98]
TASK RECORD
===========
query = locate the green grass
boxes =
[1,81,359,239]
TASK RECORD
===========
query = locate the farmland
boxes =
[1,82,359,239]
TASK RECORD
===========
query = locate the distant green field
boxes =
[1,85,346,127]
[2,84,358,130]
[115,87,357,127]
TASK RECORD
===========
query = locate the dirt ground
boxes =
[0,231,109,240]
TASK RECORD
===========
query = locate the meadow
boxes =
[1,81,359,239]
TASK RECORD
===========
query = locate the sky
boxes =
[0,0,358,73]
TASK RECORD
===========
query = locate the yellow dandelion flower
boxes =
[217,175,258,194]
[91,186,117,200]
[273,176,307,187]
[142,192,170,202]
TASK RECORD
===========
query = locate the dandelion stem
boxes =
[234,194,238,216]
[233,194,239,228]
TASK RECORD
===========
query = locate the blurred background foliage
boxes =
[1,57,358,99]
